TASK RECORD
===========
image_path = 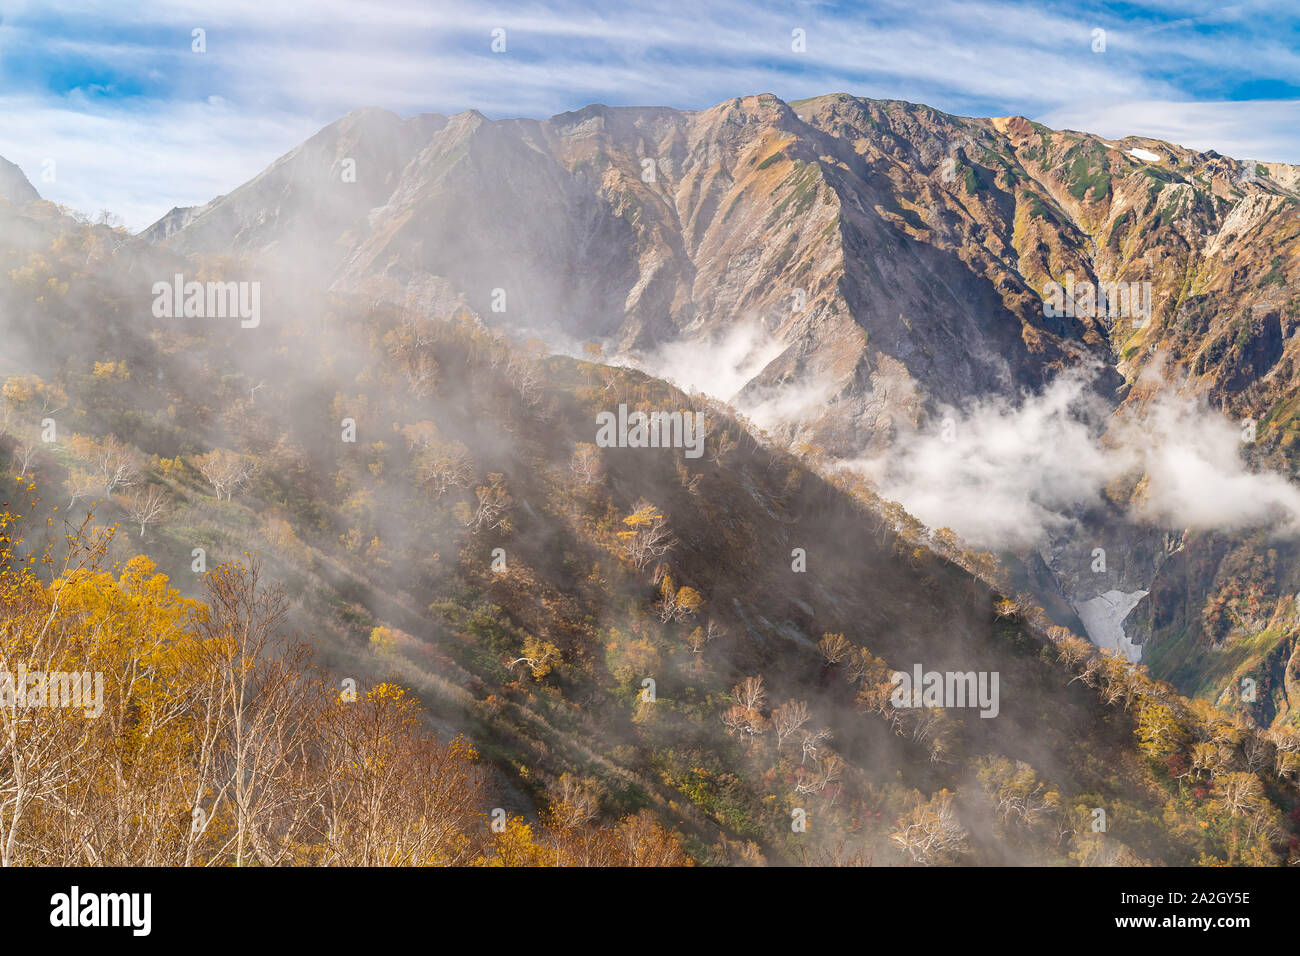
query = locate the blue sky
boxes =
[0,0,1297,229]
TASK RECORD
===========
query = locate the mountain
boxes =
[140,94,1300,721]
[137,202,217,244]
[0,178,1295,865]
[0,156,40,205]
[144,96,1107,441]
[1,89,1297,864]
[143,93,1300,444]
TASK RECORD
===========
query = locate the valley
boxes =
[1,90,1298,865]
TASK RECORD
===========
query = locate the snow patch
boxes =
[1075,589,1148,662]
[1128,148,1161,163]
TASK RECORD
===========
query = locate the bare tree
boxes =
[65,468,102,509]
[734,676,767,713]
[13,432,41,478]
[721,704,768,737]
[506,354,544,407]
[195,448,256,502]
[466,473,512,533]
[1068,653,1104,688]
[549,774,602,829]
[0,514,109,867]
[1219,772,1263,818]
[709,429,738,466]
[570,442,602,485]
[597,365,624,401]
[800,727,831,765]
[795,753,844,796]
[818,632,852,665]
[687,619,724,655]
[186,562,332,867]
[68,435,142,495]
[845,647,881,686]
[655,578,701,624]
[892,790,968,865]
[619,501,676,570]
[121,485,173,538]
[1265,726,1300,783]
[772,700,812,750]
[721,676,770,737]
[417,441,473,497]
[317,681,491,866]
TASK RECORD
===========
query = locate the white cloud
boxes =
[1040,99,1300,164]
[0,0,1296,227]
[630,319,786,404]
[847,366,1300,550]
[0,96,318,230]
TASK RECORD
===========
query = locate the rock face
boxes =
[0,157,40,204]
[138,95,1111,445]
[138,203,217,244]
[141,92,1300,712]
[1076,589,1149,661]
[143,93,1300,453]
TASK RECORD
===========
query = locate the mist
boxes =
[629,319,785,405]
[844,364,1300,551]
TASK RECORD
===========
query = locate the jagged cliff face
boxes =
[0,156,41,206]
[145,94,1300,447]
[140,92,1300,718]
[144,95,1122,443]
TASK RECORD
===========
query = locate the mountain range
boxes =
[133,93,1300,721]
[1,91,1298,865]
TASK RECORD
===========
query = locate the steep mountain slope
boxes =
[145,95,1117,442]
[2,193,1297,864]
[0,157,40,205]
[143,93,1300,446]
[138,93,1300,720]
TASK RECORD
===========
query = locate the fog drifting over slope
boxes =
[595,313,1300,553]
[628,320,783,406]
[629,320,838,429]
[848,365,1300,550]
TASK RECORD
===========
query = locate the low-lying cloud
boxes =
[631,319,840,432]
[846,366,1300,550]
[632,319,785,405]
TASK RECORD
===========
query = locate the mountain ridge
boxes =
[122,92,1300,707]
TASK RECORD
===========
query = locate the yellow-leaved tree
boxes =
[0,501,689,867]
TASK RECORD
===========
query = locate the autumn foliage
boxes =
[0,508,688,866]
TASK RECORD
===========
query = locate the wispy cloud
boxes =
[0,0,1295,228]
[0,95,318,230]
[1040,98,1300,163]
